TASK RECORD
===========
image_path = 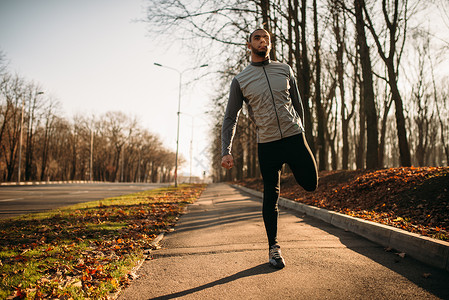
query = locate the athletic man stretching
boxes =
[221,28,318,269]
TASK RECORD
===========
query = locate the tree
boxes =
[288,0,315,154]
[378,86,394,168]
[330,0,356,169]
[354,0,379,169]
[408,32,434,166]
[0,74,25,181]
[313,0,327,170]
[24,85,45,180]
[39,98,60,181]
[361,0,413,167]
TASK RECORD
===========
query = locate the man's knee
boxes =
[303,182,318,192]
[292,172,317,192]
[294,175,317,192]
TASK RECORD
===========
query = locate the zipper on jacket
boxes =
[263,66,283,139]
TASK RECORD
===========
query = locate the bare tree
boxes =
[0,68,177,182]
[408,32,433,166]
[353,0,379,169]
[429,53,449,165]
[378,84,394,168]
[0,74,16,166]
[330,0,356,169]
[313,0,327,170]
[287,0,315,153]
[0,74,25,181]
[48,117,72,180]
[361,0,414,166]
[434,84,449,165]
[38,97,60,181]
[24,84,45,180]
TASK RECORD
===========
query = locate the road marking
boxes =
[69,191,89,194]
[0,198,24,202]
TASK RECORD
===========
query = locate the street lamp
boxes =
[153,62,208,187]
[90,127,94,182]
[18,91,44,183]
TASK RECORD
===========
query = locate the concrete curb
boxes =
[150,232,165,248]
[233,184,449,272]
[0,180,104,186]
[111,232,166,299]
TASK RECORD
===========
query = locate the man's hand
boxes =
[221,154,234,170]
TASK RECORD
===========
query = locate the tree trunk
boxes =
[361,0,411,167]
[387,60,411,166]
[291,0,315,155]
[332,2,351,169]
[352,50,365,169]
[379,98,393,167]
[313,0,326,170]
[40,122,50,181]
[298,0,315,155]
[70,134,77,180]
[259,0,276,61]
[354,0,378,169]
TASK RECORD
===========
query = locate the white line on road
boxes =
[0,198,24,202]
[69,191,89,194]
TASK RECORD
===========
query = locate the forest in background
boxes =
[2,0,449,184]
[144,0,449,182]
[0,53,179,183]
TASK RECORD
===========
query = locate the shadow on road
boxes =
[150,263,279,299]
[295,210,449,299]
[175,208,261,233]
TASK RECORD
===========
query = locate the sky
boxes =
[0,0,213,178]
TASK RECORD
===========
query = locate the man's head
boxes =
[247,28,271,60]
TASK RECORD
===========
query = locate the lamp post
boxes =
[153,62,207,187]
[18,91,43,183]
[90,127,94,182]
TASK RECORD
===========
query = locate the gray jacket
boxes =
[221,59,305,157]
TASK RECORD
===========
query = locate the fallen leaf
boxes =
[128,272,139,280]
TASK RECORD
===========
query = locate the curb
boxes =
[233,184,449,272]
[0,180,104,186]
[111,232,166,299]
[150,232,166,248]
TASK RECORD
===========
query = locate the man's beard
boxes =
[251,45,268,58]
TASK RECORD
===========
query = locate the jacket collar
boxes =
[251,59,271,66]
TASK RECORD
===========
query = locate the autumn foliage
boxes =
[238,167,449,241]
[0,184,205,299]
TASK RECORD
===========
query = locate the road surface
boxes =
[0,182,169,219]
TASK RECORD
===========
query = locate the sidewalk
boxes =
[118,183,449,299]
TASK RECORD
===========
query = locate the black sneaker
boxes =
[269,244,285,269]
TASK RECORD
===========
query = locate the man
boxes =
[221,28,318,269]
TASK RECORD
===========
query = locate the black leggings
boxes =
[258,133,318,247]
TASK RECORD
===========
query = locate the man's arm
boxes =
[221,78,244,169]
[289,67,305,127]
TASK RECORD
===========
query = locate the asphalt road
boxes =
[0,182,169,219]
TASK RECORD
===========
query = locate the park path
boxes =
[118,183,449,299]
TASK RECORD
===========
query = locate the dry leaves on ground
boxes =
[238,167,449,241]
[0,184,205,300]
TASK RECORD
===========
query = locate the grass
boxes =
[0,184,206,299]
